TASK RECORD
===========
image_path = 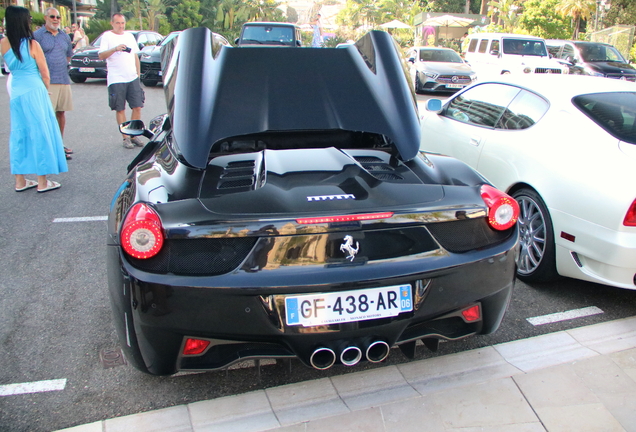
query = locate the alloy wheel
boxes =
[516,195,546,275]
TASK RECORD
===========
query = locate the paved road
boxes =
[1,78,635,432]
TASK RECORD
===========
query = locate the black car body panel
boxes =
[107,27,519,375]
[162,28,420,169]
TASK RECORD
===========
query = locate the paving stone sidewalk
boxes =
[58,316,636,432]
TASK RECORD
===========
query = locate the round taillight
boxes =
[120,203,164,259]
[480,185,520,231]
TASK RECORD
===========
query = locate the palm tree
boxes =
[555,0,595,39]
[145,0,166,31]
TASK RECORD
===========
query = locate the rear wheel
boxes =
[70,76,87,83]
[512,188,558,283]
[142,78,159,87]
[414,74,422,94]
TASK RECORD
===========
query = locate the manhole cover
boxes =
[99,347,128,369]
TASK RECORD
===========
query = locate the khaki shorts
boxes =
[49,84,74,112]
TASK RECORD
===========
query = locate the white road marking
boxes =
[526,306,604,326]
[53,216,108,223]
[0,379,67,396]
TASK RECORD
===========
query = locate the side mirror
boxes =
[234,37,240,45]
[408,57,415,63]
[120,120,153,138]
[489,49,499,56]
[296,40,302,47]
[426,99,443,113]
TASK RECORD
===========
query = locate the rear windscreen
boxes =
[573,92,636,144]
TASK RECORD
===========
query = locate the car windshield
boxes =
[242,26,294,45]
[420,49,462,63]
[576,43,626,62]
[573,92,636,144]
[502,39,547,56]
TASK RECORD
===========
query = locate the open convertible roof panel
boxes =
[162,27,421,169]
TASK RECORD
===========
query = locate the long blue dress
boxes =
[4,39,67,176]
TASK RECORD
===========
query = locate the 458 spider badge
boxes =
[340,235,359,261]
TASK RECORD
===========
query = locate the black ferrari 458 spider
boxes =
[107,27,520,376]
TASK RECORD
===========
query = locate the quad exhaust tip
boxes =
[310,347,336,370]
[310,340,390,370]
[366,340,390,363]
[340,346,362,366]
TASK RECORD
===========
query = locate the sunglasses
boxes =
[48,15,61,19]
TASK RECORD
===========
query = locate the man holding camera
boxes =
[98,13,144,149]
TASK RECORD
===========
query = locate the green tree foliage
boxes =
[93,0,114,20]
[604,0,636,27]
[287,6,299,23]
[169,0,203,30]
[487,0,521,31]
[85,19,113,41]
[517,0,571,38]
[555,0,595,39]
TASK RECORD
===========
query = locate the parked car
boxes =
[464,33,567,77]
[140,31,230,87]
[235,21,302,47]
[107,28,520,376]
[407,46,477,93]
[420,74,636,289]
[546,40,636,81]
[69,30,163,83]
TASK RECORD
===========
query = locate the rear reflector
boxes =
[297,212,394,224]
[183,338,210,356]
[624,199,636,226]
[461,305,481,322]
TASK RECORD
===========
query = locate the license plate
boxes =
[285,284,413,327]
[446,84,464,88]
[78,67,95,73]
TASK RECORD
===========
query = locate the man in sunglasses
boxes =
[34,8,74,160]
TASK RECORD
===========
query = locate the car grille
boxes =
[127,237,258,275]
[425,218,513,253]
[534,68,562,74]
[354,156,404,181]
[437,75,472,84]
[606,73,636,82]
[218,160,257,189]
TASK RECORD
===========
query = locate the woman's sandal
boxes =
[37,180,61,193]
[15,179,38,192]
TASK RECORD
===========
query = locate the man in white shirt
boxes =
[98,13,144,149]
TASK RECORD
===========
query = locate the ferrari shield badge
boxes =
[340,235,360,262]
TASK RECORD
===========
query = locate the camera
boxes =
[123,47,131,53]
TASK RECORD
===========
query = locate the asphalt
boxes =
[57,316,636,432]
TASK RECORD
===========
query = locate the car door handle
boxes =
[469,137,481,147]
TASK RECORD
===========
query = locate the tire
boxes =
[70,76,87,83]
[414,74,422,94]
[142,79,159,87]
[512,188,559,283]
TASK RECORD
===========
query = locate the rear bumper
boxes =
[107,234,518,375]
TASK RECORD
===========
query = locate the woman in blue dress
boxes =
[1,6,67,193]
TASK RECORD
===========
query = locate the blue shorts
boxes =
[108,78,145,111]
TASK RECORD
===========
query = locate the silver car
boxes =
[407,46,476,93]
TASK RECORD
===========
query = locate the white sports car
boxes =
[420,74,636,289]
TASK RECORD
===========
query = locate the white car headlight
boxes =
[424,72,439,79]
[584,69,605,77]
